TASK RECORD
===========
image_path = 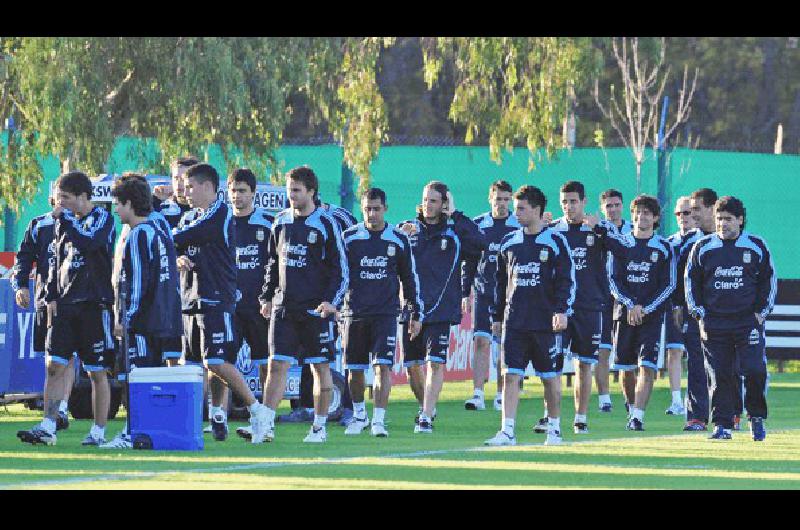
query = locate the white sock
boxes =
[473,388,484,400]
[599,394,611,405]
[574,413,587,424]
[90,424,106,439]
[672,391,682,404]
[313,415,327,429]
[41,417,56,434]
[210,406,226,422]
[353,401,366,418]
[373,407,386,425]
[631,407,644,421]
[502,418,515,435]
[58,401,68,414]
[543,407,549,419]
[548,417,560,433]
[264,407,276,424]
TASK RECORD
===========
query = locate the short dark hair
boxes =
[361,187,387,206]
[561,180,585,200]
[229,168,257,193]
[514,185,547,213]
[691,188,718,208]
[715,195,746,229]
[56,171,93,200]
[489,180,513,195]
[112,173,153,217]
[286,166,319,197]
[600,188,623,204]
[186,163,220,192]
[631,194,661,228]
[172,156,200,170]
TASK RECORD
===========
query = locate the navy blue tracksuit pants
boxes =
[702,318,768,429]
[684,318,708,423]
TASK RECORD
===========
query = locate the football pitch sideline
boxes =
[1,375,799,490]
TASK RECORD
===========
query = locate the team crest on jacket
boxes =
[256,229,265,242]
[387,244,396,256]
[743,251,752,264]
[308,231,318,244]
[440,238,447,251]
[650,251,659,262]
[586,234,595,246]
[539,249,549,262]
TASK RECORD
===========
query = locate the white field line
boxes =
[3,429,799,489]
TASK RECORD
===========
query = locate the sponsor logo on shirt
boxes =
[513,261,541,287]
[714,265,744,290]
[626,260,651,283]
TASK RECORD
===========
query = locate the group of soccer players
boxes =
[10,157,776,449]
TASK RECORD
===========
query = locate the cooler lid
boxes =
[128,365,204,383]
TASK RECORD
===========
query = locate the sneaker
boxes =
[414,409,437,425]
[484,430,517,446]
[344,415,369,435]
[750,417,766,442]
[236,425,253,440]
[709,425,732,440]
[733,415,741,431]
[599,403,613,413]
[17,427,56,446]
[211,415,228,442]
[533,417,549,434]
[626,417,645,431]
[81,433,107,446]
[303,425,327,443]
[203,424,213,434]
[371,422,389,437]
[276,408,314,423]
[56,411,70,431]
[99,432,133,449]
[414,418,433,434]
[665,402,686,416]
[683,419,708,432]
[574,422,589,434]
[250,405,274,444]
[493,396,502,411]
[465,395,486,411]
[544,430,563,445]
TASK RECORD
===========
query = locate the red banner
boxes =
[0,252,16,278]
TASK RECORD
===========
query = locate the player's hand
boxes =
[583,213,600,229]
[461,296,470,314]
[408,319,422,340]
[492,321,502,339]
[47,301,57,326]
[113,324,123,338]
[552,313,567,332]
[673,306,684,329]
[542,211,554,223]
[153,184,173,201]
[260,302,272,319]
[315,301,337,318]
[400,222,417,236]
[15,287,31,309]
[755,313,765,326]
[627,305,644,326]
[698,319,708,341]
[176,256,195,272]
[444,191,455,216]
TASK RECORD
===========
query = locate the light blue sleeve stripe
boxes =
[330,219,349,307]
[126,229,143,325]
[684,242,705,319]
[606,253,634,309]
[757,237,778,319]
[644,245,676,314]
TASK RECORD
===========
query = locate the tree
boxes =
[592,37,698,193]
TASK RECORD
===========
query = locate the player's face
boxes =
[228,181,254,211]
[632,206,657,233]
[422,187,445,219]
[674,199,695,232]
[184,176,214,209]
[514,198,541,227]
[287,178,314,210]
[691,197,714,230]
[171,165,189,203]
[489,189,512,218]
[716,211,743,240]
[57,189,83,214]
[602,196,623,222]
[362,197,386,229]
[113,199,134,225]
[560,191,586,221]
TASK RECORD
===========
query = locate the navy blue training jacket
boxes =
[233,207,274,310]
[11,213,56,309]
[461,213,521,298]
[155,197,192,229]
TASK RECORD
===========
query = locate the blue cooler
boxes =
[128,366,204,451]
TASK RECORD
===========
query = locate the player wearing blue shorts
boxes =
[484,185,575,447]
[340,188,423,437]
[461,180,519,412]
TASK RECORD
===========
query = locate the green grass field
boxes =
[1,374,799,489]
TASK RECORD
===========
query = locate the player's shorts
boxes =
[401,321,450,367]
[46,302,114,372]
[664,307,686,351]
[160,336,183,361]
[502,327,563,379]
[233,306,270,367]
[563,310,602,364]
[341,315,397,370]
[471,292,493,339]
[613,314,662,371]
[34,307,48,353]
[600,305,614,351]
[182,311,238,367]
[269,310,335,365]
[118,333,166,380]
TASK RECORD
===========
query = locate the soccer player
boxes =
[153,156,198,229]
[685,196,774,441]
[662,196,697,417]
[462,180,519,412]
[484,185,574,447]
[595,189,633,412]
[17,171,117,446]
[545,180,611,434]
[399,181,485,433]
[258,166,348,443]
[102,174,182,448]
[10,195,75,432]
[172,163,270,444]
[599,194,676,430]
[340,188,423,437]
